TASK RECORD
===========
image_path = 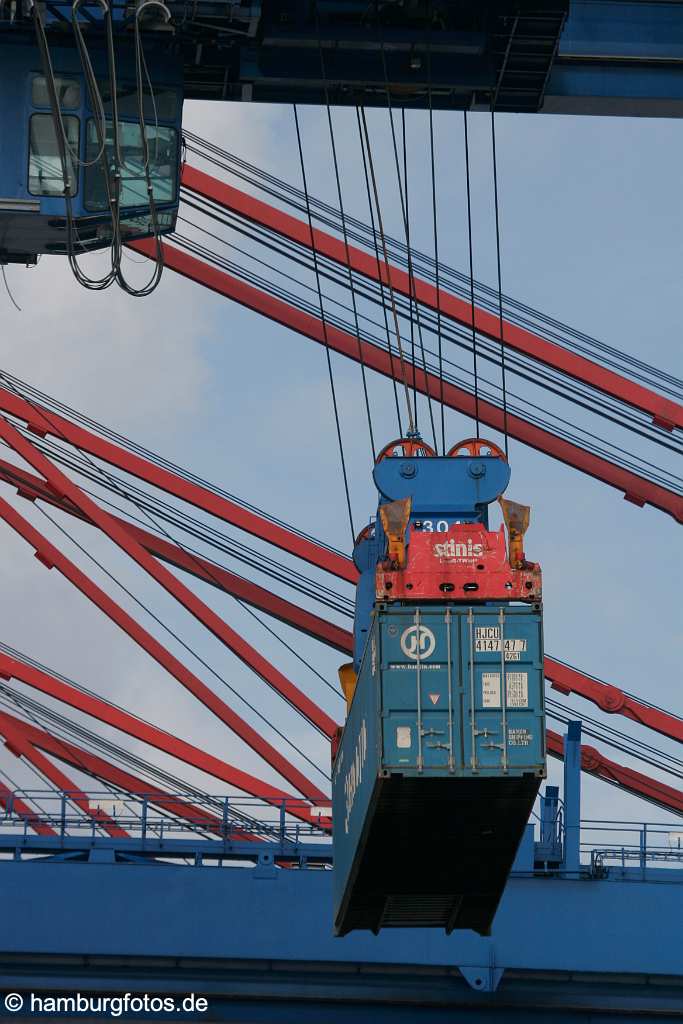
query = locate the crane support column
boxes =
[563,721,582,875]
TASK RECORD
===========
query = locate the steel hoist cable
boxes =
[292,103,356,544]
[490,110,509,456]
[313,5,376,461]
[358,106,416,437]
[427,58,445,454]
[355,107,404,437]
[376,33,438,449]
[401,111,417,429]
[0,373,333,775]
[463,110,480,438]
[174,188,683,458]
[182,132,683,399]
[35,499,331,779]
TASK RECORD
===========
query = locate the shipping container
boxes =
[332,603,545,937]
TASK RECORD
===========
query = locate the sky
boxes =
[0,96,681,851]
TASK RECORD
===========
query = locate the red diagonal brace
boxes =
[0,456,353,655]
[3,455,680,749]
[546,728,683,815]
[0,713,128,838]
[0,781,57,836]
[0,710,236,838]
[0,386,355,582]
[0,651,326,828]
[0,416,337,739]
[130,239,683,524]
[546,660,683,745]
[0,493,328,802]
[181,164,683,432]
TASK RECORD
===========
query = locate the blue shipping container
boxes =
[332,603,545,936]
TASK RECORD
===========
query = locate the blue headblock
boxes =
[373,455,510,522]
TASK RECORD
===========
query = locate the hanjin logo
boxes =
[400,625,436,660]
[434,537,484,560]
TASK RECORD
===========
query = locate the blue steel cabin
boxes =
[333,438,546,937]
[0,40,182,264]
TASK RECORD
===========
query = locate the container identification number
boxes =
[475,627,527,661]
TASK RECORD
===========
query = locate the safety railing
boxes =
[0,789,332,846]
[581,819,683,877]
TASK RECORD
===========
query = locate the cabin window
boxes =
[98,83,179,122]
[32,76,81,110]
[28,114,80,196]
[84,120,178,211]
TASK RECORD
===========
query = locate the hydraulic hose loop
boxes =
[113,0,170,296]
[33,1,115,289]
[69,0,122,288]
[31,4,74,196]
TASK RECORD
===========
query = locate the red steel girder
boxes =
[0,416,337,740]
[546,660,683,745]
[0,713,129,838]
[0,781,56,836]
[0,456,352,655]
[130,239,683,524]
[0,651,327,829]
[2,456,680,749]
[3,707,677,824]
[181,164,683,433]
[0,493,329,803]
[0,387,354,583]
[546,728,683,815]
[0,710,235,838]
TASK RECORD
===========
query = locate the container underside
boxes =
[334,773,540,938]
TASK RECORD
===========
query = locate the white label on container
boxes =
[506,672,529,708]
[482,672,501,707]
[508,728,532,747]
[396,726,412,749]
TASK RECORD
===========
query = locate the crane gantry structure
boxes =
[0,1,681,1020]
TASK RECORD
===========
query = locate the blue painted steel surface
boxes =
[333,604,545,935]
[0,43,182,262]
[0,856,679,968]
[3,2,683,126]
[373,455,511,524]
[545,2,683,116]
[353,452,510,669]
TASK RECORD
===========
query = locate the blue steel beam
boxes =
[1,960,682,1022]
[5,2,683,114]
[0,854,681,1003]
[544,2,683,117]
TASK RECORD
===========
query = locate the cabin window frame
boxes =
[83,119,179,212]
[27,113,81,198]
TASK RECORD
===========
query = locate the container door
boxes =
[379,608,457,772]
[460,606,544,773]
